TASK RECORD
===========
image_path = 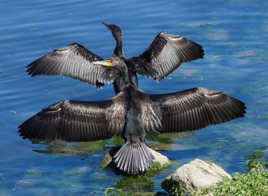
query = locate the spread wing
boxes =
[127,33,204,81]
[27,43,121,88]
[141,87,246,133]
[18,94,126,142]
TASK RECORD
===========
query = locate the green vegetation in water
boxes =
[34,140,107,156]
[263,113,268,119]
[53,181,84,193]
[110,136,124,146]
[72,140,107,153]
[161,178,182,196]
[248,149,268,170]
[26,168,42,176]
[146,133,176,144]
[117,176,153,191]
[105,187,156,196]
[148,143,172,151]
[104,177,154,196]
[104,162,173,195]
[146,132,193,144]
[200,164,268,196]
[63,166,90,177]
[199,24,213,28]
[34,136,125,157]
[251,151,264,159]
[145,162,174,178]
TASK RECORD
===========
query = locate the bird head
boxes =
[102,22,122,39]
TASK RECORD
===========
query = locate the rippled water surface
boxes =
[1,0,268,195]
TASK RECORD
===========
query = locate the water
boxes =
[1,0,268,195]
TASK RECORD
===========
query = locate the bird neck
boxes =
[122,63,130,86]
[114,38,125,58]
[113,62,132,94]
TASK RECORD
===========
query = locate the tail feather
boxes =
[114,141,154,174]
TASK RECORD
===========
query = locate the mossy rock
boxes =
[100,150,113,169]
[161,178,182,196]
[100,147,172,177]
[102,148,173,195]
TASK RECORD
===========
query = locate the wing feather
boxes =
[27,43,120,88]
[143,87,246,133]
[18,94,126,142]
[128,33,204,81]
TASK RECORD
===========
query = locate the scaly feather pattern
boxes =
[128,32,204,81]
[27,43,120,88]
[19,94,126,141]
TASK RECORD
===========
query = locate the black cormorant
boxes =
[26,22,204,94]
[19,56,246,174]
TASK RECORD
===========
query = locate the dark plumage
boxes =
[19,22,246,174]
[19,55,246,174]
[26,22,204,93]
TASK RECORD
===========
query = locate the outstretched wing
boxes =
[128,33,204,81]
[18,94,126,142]
[27,43,120,88]
[142,87,246,133]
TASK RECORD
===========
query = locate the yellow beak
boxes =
[93,60,112,67]
[104,60,112,67]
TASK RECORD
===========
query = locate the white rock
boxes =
[162,159,231,195]
[100,147,171,171]
[149,148,170,166]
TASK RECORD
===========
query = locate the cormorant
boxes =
[26,22,204,94]
[19,56,246,174]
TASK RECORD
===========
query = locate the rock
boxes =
[149,148,170,166]
[99,151,113,169]
[100,147,172,175]
[162,159,232,196]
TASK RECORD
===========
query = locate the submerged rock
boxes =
[161,159,231,196]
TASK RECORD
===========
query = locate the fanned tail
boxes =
[113,141,154,174]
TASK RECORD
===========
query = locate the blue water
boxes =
[1,0,268,195]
